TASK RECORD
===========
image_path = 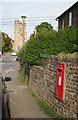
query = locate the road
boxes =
[0,74,2,120]
[1,53,49,118]
[1,53,18,119]
[0,53,15,120]
[2,53,18,77]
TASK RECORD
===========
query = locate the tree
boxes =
[37,22,53,32]
[57,26,77,53]
[18,23,77,66]
[22,28,57,65]
[2,32,13,52]
[0,32,5,51]
[32,22,53,37]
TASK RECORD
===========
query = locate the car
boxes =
[0,51,2,56]
[0,74,2,120]
[0,73,11,119]
[16,55,19,61]
[12,51,17,56]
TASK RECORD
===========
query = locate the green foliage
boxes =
[18,23,77,66]
[31,22,54,38]
[18,72,27,85]
[18,47,25,66]
[18,72,24,84]
[2,32,13,52]
[23,29,57,65]
[57,26,77,53]
[27,88,63,118]
[37,22,53,32]
[0,32,5,51]
[58,52,78,61]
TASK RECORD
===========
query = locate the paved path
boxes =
[6,63,50,118]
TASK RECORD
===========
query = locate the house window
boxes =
[69,12,72,26]
[62,19,64,29]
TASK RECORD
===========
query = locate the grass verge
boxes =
[27,87,63,118]
[18,72,26,85]
[4,50,14,53]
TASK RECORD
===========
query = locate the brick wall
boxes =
[29,56,78,118]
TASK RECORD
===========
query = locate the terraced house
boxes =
[56,1,78,30]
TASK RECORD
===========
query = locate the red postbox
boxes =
[55,63,65,100]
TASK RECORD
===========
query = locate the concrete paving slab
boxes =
[6,63,50,118]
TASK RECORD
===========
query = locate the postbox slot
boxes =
[58,68,62,72]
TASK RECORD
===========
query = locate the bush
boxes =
[57,26,77,53]
[18,23,77,66]
[18,47,25,66]
[24,29,57,65]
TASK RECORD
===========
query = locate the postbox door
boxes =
[55,70,64,100]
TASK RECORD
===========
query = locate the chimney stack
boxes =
[21,16,26,23]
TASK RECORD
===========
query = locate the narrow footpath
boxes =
[6,63,49,118]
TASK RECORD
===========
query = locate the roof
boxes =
[56,1,78,20]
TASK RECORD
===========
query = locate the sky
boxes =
[0,0,77,40]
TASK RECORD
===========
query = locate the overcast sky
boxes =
[0,0,77,2]
[0,0,77,40]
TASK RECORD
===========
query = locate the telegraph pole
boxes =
[21,16,26,46]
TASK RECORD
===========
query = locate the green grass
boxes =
[18,72,26,85]
[27,88,63,118]
[4,49,14,53]
[18,73,29,85]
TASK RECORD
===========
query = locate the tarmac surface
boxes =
[6,62,50,118]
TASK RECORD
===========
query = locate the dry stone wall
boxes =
[29,56,78,118]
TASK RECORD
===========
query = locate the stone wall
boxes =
[29,56,78,118]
